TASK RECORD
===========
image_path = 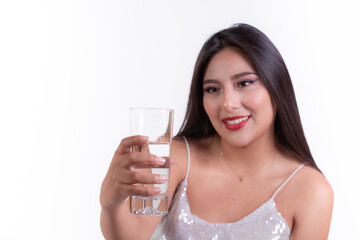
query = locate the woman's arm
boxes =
[290,168,334,240]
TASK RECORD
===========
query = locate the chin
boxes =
[233,141,250,148]
[222,135,251,148]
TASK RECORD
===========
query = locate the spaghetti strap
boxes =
[271,162,308,200]
[182,136,191,186]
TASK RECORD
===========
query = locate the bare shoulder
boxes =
[171,137,188,155]
[294,165,334,206]
[290,164,334,239]
[170,136,213,179]
[170,137,190,183]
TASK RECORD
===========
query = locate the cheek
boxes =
[247,89,274,117]
[203,96,219,119]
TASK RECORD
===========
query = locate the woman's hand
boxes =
[100,135,168,210]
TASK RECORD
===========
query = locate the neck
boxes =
[216,132,279,175]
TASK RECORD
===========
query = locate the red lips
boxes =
[222,115,250,130]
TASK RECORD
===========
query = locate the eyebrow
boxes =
[231,72,258,80]
[203,72,258,85]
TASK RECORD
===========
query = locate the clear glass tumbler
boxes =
[129,107,174,216]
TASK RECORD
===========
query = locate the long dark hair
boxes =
[176,23,319,171]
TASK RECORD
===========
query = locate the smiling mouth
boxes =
[222,116,250,130]
[224,116,249,125]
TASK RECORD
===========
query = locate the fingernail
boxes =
[139,135,148,141]
[158,175,168,182]
[156,157,166,164]
[152,188,161,195]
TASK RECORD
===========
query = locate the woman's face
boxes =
[203,47,276,148]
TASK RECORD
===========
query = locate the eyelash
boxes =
[203,80,256,93]
[204,86,219,93]
[237,80,256,88]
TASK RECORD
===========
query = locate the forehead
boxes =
[204,47,255,79]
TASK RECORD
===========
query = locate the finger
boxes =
[115,135,149,155]
[120,152,167,168]
[118,170,168,185]
[124,184,162,196]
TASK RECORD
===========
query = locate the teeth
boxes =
[225,116,249,125]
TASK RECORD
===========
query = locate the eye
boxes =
[237,80,256,88]
[204,86,219,94]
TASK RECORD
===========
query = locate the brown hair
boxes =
[176,23,320,171]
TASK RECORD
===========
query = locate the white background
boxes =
[0,0,359,239]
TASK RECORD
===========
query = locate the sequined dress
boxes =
[151,137,307,240]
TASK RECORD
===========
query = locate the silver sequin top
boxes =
[151,137,307,240]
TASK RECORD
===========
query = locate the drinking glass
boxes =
[129,107,174,216]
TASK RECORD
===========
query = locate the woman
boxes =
[100,24,333,239]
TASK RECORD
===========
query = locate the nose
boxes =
[223,88,240,111]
